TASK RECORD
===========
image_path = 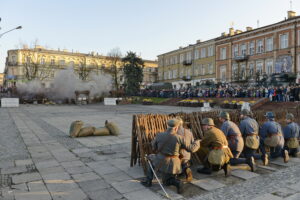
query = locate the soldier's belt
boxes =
[160,153,179,159]
[211,145,228,150]
[246,133,258,136]
[267,133,282,137]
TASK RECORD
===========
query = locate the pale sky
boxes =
[0,0,298,72]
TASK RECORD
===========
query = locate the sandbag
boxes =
[264,135,281,147]
[94,127,110,136]
[105,121,120,136]
[77,127,95,137]
[208,149,226,166]
[245,135,260,149]
[69,121,84,138]
[287,138,299,149]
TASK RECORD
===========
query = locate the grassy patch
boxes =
[131,97,170,104]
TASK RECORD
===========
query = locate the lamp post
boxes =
[0,26,22,38]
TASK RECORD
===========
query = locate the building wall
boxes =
[4,47,157,88]
[0,73,4,87]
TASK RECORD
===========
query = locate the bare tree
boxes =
[107,47,122,90]
[78,61,91,81]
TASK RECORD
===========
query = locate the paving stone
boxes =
[0,160,15,168]
[2,166,28,175]
[231,169,260,180]
[15,159,33,166]
[285,193,300,200]
[14,191,52,200]
[12,173,42,184]
[289,157,300,163]
[270,160,294,167]
[191,178,226,191]
[78,179,110,192]
[60,160,85,168]
[111,179,144,194]
[257,165,277,172]
[87,162,120,175]
[124,188,161,200]
[102,171,132,184]
[45,179,79,192]
[65,165,92,174]
[42,172,71,181]
[157,187,183,200]
[122,166,145,179]
[71,148,92,154]
[72,172,100,183]
[11,183,28,192]
[288,182,300,192]
[27,181,48,192]
[51,189,88,200]
[271,187,298,198]
[39,166,66,176]
[252,193,283,200]
[35,160,60,170]
[88,187,123,200]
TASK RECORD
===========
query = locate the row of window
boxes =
[161,45,214,66]
[220,33,289,60]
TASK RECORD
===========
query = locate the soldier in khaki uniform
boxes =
[141,118,200,194]
[197,118,233,176]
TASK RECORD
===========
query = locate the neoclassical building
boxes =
[4,46,157,88]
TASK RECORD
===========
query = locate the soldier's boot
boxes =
[141,178,152,187]
[197,167,212,175]
[222,163,231,176]
[262,154,269,166]
[247,156,256,172]
[283,150,290,163]
[185,168,193,182]
[170,178,183,194]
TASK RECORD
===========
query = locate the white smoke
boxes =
[17,67,112,101]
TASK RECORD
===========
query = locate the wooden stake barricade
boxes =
[131,108,300,172]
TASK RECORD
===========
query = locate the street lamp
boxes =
[0,26,22,38]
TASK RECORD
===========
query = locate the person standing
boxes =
[260,112,289,163]
[141,119,200,194]
[197,118,233,176]
[218,111,256,172]
[283,113,299,157]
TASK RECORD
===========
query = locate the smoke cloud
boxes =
[17,67,112,101]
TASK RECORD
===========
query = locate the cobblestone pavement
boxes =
[0,104,300,200]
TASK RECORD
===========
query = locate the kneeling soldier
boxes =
[283,113,299,157]
[141,118,200,194]
[260,112,289,163]
[197,118,233,176]
[218,111,256,172]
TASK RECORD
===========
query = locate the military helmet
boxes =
[167,118,181,128]
[201,118,215,126]
[286,113,294,120]
[265,111,275,119]
[218,111,230,120]
[241,109,252,116]
[175,116,184,125]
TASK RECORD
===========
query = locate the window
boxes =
[233,45,238,57]
[40,58,45,65]
[50,59,55,65]
[220,65,226,81]
[165,58,169,65]
[164,72,167,80]
[298,30,300,46]
[208,46,214,57]
[158,72,162,80]
[265,59,273,75]
[256,39,264,53]
[159,58,163,66]
[220,47,227,60]
[59,60,65,66]
[256,60,263,75]
[201,64,206,75]
[194,65,199,75]
[169,57,173,65]
[280,33,288,49]
[168,70,172,79]
[186,52,192,62]
[249,63,254,77]
[208,63,213,74]
[11,55,17,64]
[240,64,246,79]
[266,37,273,52]
[172,69,177,79]
[241,44,247,56]
[187,68,191,78]
[200,48,206,58]
[180,69,184,78]
[194,50,199,60]
[174,56,178,64]
[69,61,74,67]
[249,41,255,55]
[26,56,31,63]
[180,54,184,63]
[232,63,238,80]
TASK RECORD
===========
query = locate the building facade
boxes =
[216,11,300,83]
[157,39,216,89]
[4,46,157,88]
[0,73,4,87]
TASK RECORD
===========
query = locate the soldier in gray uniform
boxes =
[239,109,268,165]
[218,111,256,172]
[283,113,299,157]
[260,112,289,163]
[176,117,194,182]
[141,118,200,194]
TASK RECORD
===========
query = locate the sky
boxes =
[0,0,299,72]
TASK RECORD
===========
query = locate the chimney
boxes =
[235,30,243,34]
[288,11,296,19]
[246,26,253,31]
[229,28,235,36]
[179,46,183,49]
[196,39,201,43]
[221,32,227,37]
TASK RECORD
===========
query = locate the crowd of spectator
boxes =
[140,85,300,102]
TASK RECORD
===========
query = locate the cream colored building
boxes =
[157,39,216,89]
[4,46,157,88]
[0,73,4,87]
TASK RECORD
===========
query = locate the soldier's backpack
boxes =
[245,135,260,149]
[286,138,299,149]
[69,121,84,138]
[264,135,281,147]
[208,149,226,166]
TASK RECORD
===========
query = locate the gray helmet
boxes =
[201,118,215,126]
[286,113,294,120]
[241,109,252,116]
[218,111,230,120]
[167,119,181,128]
[265,112,275,119]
